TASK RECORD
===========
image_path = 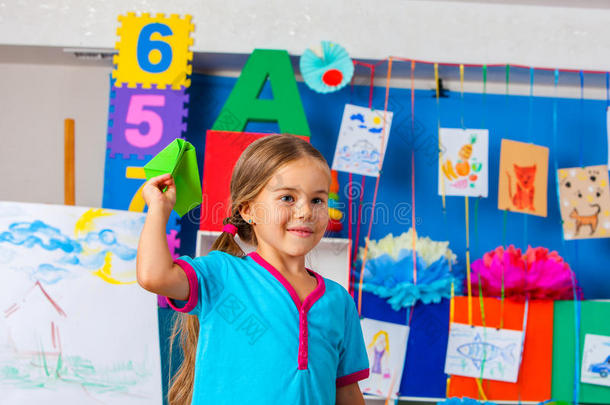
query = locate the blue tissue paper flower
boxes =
[355,248,463,311]
[300,41,354,94]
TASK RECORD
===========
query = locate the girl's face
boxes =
[243,157,331,259]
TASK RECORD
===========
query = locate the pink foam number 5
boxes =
[125,94,165,148]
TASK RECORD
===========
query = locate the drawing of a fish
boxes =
[456,333,516,369]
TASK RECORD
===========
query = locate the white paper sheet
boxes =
[0,201,161,404]
[438,128,489,197]
[581,333,610,387]
[359,318,409,399]
[445,322,524,383]
[332,104,393,177]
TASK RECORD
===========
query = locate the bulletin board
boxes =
[177,73,609,298]
[152,71,610,403]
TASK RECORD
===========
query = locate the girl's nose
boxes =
[295,202,313,219]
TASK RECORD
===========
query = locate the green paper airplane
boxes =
[144,139,202,217]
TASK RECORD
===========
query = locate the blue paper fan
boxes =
[300,41,354,94]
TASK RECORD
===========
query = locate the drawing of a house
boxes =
[4,280,67,357]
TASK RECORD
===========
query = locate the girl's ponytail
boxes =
[167,210,255,405]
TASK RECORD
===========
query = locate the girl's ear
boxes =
[239,202,251,223]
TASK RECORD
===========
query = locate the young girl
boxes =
[136,135,369,405]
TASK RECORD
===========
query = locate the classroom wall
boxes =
[2,0,610,71]
[0,63,109,207]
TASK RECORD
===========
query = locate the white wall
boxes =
[2,0,610,208]
[0,63,110,207]
[2,0,610,71]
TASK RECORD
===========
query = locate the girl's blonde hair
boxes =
[367,330,390,355]
[167,134,330,404]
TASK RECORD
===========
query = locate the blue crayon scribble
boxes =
[350,113,365,123]
[0,220,138,283]
[0,220,82,253]
[32,263,71,285]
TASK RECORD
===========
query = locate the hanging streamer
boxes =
[356,57,393,315]
[524,67,535,248]
[411,60,417,291]
[435,64,446,211]
[459,65,473,326]
[460,64,486,400]
[349,60,383,298]
[499,65,511,330]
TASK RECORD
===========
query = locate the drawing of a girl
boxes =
[364,330,391,395]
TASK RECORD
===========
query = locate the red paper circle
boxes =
[322,69,343,87]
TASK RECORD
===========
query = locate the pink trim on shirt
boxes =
[165,259,199,313]
[247,252,326,370]
[336,368,370,387]
[247,252,325,311]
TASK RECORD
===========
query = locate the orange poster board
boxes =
[448,297,554,402]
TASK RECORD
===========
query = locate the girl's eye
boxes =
[312,198,325,204]
[280,195,294,203]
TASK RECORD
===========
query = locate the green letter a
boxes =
[212,49,310,137]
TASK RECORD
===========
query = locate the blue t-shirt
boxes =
[167,250,369,404]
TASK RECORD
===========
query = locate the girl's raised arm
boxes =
[136,174,189,300]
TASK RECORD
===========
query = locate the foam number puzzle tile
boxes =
[438,128,489,197]
[582,334,610,387]
[557,165,610,240]
[445,323,524,383]
[498,139,549,217]
[359,318,409,399]
[108,85,188,159]
[332,104,393,178]
[113,12,194,89]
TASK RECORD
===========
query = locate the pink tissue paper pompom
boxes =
[470,245,581,301]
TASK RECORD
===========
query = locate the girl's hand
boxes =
[142,173,176,217]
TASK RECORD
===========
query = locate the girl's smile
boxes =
[241,156,331,267]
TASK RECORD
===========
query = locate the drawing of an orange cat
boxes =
[506,164,536,211]
[570,204,601,236]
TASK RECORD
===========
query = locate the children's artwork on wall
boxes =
[445,323,524,383]
[558,165,610,239]
[498,139,549,217]
[0,201,161,404]
[582,334,610,387]
[332,104,393,178]
[438,128,489,197]
[449,298,554,401]
[359,318,409,399]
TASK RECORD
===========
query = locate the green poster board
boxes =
[552,301,610,404]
